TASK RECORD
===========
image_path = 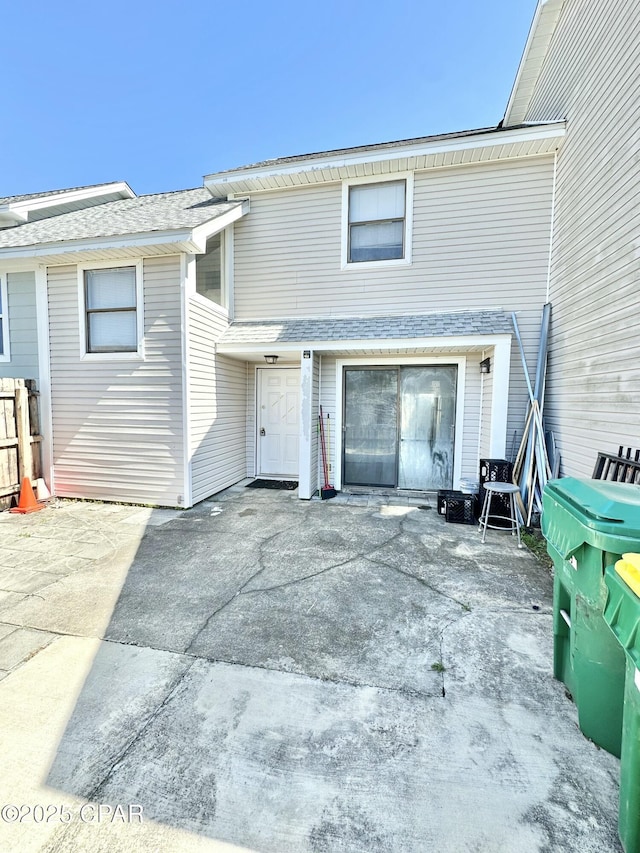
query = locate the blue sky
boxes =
[1,1,536,197]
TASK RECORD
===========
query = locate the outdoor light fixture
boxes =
[480,357,491,374]
[264,355,279,364]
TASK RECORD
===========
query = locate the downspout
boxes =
[546,151,558,303]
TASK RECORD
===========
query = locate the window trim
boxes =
[341,173,414,270]
[78,259,144,360]
[193,229,229,311]
[0,273,9,362]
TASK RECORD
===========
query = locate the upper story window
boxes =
[0,274,9,361]
[349,180,405,262]
[342,174,413,269]
[196,232,225,306]
[79,261,143,358]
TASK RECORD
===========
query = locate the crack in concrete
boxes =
[194,525,406,601]
[435,611,472,697]
[182,520,306,655]
[240,552,369,594]
[365,555,473,613]
[86,657,198,802]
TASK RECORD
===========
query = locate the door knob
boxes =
[260,427,266,436]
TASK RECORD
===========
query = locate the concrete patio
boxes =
[0,484,622,852]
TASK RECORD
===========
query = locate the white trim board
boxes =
[218,333,512,357]
[77,259,145,361]
[180,253,193,508]
[340,172,414,270]
[0,273,9,362]
[205,123,566,189]
[35,266,54,492]
[0,182,135,226]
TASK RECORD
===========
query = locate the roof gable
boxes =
[503,0,567,127]
[0,188,248,264]
[0,182,135,227]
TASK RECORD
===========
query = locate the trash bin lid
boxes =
[616,554,640,599]
[544,478,640,537]
[604,562,640,662]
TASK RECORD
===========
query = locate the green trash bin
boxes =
[604,556,640,853]
[542,478,640,757]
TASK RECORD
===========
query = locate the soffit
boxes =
[205,123,565,197]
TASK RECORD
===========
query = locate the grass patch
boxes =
[431,661,446,673]
[521,528,553,570]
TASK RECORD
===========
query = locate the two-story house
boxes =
[0,0,633,507]
[0,123,562,507]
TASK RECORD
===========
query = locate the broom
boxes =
[319,406,336,500]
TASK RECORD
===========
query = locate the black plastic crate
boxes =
[437,489,459,516]
[438,490,477,525]
[479,459,513,522]
[480,458,513,485]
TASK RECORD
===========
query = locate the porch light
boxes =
[264,355,279,364]
[480,357,491,374]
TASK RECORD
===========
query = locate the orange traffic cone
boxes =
[10,478,45,514]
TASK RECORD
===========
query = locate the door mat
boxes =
[246,479,298,491]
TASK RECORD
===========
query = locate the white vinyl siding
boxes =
[233,156,553,465]
[319,358,337,486]
[0,275,8,361]
[188,296,247,503]
[47,257,185,506]
[0,272,39,378]
[233,158,554,320]
[524,0,640,476]
[479,366,494,461]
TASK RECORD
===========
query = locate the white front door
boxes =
[257,368,300,478]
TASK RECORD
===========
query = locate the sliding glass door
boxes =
[343,369,398,486]
[343,365,457,490]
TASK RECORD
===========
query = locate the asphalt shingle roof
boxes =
[0,182,128,206]
[207,124,546,177]
[219,312,513,344]
[0,188,241,249]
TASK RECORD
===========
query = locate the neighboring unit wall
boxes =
[0,271,39,381]
[47,257,186,506]
[188,296,247,504]
[524,0,640,476]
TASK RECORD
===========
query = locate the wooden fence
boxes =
[0,378,42,510]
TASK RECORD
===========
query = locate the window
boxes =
[348,180,406,263]
[0,274,8,360]
[82,264,142,355]
[195,232,224,306]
